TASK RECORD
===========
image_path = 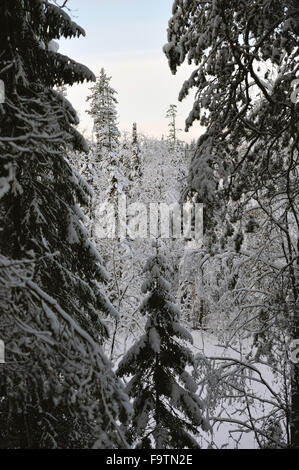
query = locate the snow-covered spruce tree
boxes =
[164,0,299,447]
[0,0,130,448]
[131,122,142,180]
[165,104,179,149]
[0,253,130,449]
[87,68,120,158]
[87,68,127,205]
[117,244,210,449]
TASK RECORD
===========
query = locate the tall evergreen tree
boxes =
[87,68,126,205]
[117,243,210,449]
[0,0,130,448]
[166,104,179,149]
[87,68,120,158]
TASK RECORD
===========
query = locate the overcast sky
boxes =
[59,0,203,142]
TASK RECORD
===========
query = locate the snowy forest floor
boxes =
[190,330,276,449]
[106,326,279,449]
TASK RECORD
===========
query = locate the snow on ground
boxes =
[107,327,282,449]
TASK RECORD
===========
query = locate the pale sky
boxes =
[59,0,203,142]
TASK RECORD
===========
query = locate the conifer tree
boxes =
[117,243,210,449]
[166,104,179,149]
[87,68,127,205]
[87,68,120,157]
[0,0,130,448]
